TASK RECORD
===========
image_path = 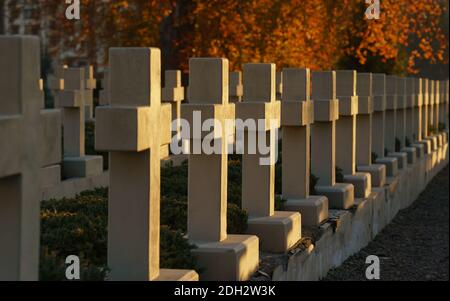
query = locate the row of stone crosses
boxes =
[0,36,448,281]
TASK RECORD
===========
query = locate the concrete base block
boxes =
[388,152,408,170]
[357,164,386,188]
[343,172,371,198]
[411,143,425,159]
[40,165,61,189]
[63,155,103,179]
[401,147,417,164]
[315,183,354,210]
[418,139,432,154]
[155,269,199,281]
[376,157,398,177]
[192,234,259,281]
[247,211,301,253]
[284,195,329,227]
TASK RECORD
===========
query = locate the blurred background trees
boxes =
[2,0,449,78]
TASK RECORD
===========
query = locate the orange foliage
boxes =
[9,0,447,74]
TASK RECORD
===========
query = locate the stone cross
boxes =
[181,58,259,281]
[84,65,96,120]
[0,36,43,280]
[59,68,103,178]
[385,76,407,170]
[405,78,415,144]
[162,69,185,155]
[311,71,354,209]
[356,73,386,188]
[400,77,417,164]
[99,69,110,106]
[428,80,438,151]
[281,68,329,226]
[237,63,301,253]
[95,47,197,281]
[229,71,243,102]
[420,79,432,154]
[410,78,425,159]
[396,76,407,150]
[372,73,398,177]
[48,63,67,108]
[335,70,371,197]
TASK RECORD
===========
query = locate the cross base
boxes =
[387,152,408,170]
[400,147,417,164]
[284,195,328,227]
[343,172,372,198]
[376,157,398,177]
[63,155,103,178]
[357,164,386,188]
[192,235,259,281]
[411,143,425,159]
[315,183,354,210]
[246,211,301,253]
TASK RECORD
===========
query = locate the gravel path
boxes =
[324,165,449,281]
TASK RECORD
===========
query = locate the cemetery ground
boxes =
[324,165,449,281]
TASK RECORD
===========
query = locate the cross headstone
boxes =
[427,80,438,151]
[420,79,433,154]
[84,65,96,121]
[281,68,329,226]
[335,70,372,197]
[181,58,259,280]
[0,35,43,280]
[236,63,301,253]
[162,69,185,158]
[371,74,398,177]
[396,77,407,150]
[48,63,67,108]
[356,73,386,188]
[99,69,110,106]
[229,71,243,102]
[385,75,407,170]
[400,77,417,164]
[409,78,425,159]
[95,47,198,281]
[311,71,354,209]
[59,68,103,178]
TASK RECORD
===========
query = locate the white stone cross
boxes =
[237,63,301,253]
[96,47,197,281]
[311,71,354,209]
[0,36,44,280]
[281,68,329,226]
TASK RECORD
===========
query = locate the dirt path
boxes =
[324,165,449,281]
